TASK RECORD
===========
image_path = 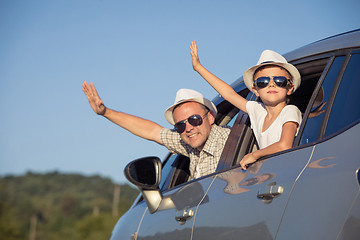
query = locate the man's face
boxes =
[172,102,214,151]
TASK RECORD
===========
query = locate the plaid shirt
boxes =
[160,125,231,179]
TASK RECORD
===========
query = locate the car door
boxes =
[135,176,214,240]
[276,50,360,240]
[191,144,314,239]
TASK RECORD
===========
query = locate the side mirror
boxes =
[124,156,162,190]
[124,156,208,214]
[124,156,163,213]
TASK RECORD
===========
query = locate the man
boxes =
[82,81,231,179]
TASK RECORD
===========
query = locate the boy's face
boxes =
[172,101,214,151]
[252,66,294,106]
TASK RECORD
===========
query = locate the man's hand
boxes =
[82,81,107,115]
[190,41,201,71]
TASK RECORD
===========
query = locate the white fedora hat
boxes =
[164,89,217,125]
[243,50,301,93]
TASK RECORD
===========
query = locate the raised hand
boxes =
[82,81,107,115]
[189,41,201,71]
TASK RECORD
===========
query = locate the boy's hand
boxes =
[82,81,107,115]
[240,153,257,170]
[190,41,201,71]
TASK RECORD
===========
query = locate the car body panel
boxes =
[136,177,214,240]
[284,29,360,63]
[110,197,147,240]
[276,123,360,240]
[192,147,315,239]
[337,191,360,239]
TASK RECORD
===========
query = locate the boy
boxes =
[190,41,302,170]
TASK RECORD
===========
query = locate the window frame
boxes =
[322,49,360,139]
[224,47,360,170]
[158,47,360,194]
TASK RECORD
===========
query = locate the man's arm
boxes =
[82,81,163,144]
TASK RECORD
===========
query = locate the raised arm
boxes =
[190,41,248,113]
[82,81,163,144]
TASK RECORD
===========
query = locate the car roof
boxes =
[284,29,360,62]
[221,29,360,101]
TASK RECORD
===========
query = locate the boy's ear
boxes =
[287,85,295,95]
[252,86,260,97]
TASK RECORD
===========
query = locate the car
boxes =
[110,29,360,240]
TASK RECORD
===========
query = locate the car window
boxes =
[299,56,346,145]
[325,52,360,137]
[289,57,329,114]
[159,153,180,190]
[221,90,257,169]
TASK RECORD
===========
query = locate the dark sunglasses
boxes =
[254,76,291,89]
[174,111,209,133]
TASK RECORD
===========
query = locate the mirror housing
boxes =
[124,156,163,213]
[124,156,162,190]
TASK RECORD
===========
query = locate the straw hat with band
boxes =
[164,89,217,125]
[243,50,301,93]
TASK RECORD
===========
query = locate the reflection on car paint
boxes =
[240,173,276,187]
[308,156,336,169]
[217,160,276,195]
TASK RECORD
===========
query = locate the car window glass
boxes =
[159,154,178,190]
[226,112,238,127]
[325,53,360,137]
[300,56,346,145]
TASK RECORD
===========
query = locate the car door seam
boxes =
[335,190,360,240]
[274,145,316,239]
[134,206,149,240]
[190,176,218,240]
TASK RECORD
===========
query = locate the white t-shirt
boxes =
[246,101,302,149]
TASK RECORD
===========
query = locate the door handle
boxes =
[175,209,194,225]
[257,182,284,203]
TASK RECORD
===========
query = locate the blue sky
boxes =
[1,0,359,184]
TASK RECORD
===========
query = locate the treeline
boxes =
[0,171,139,240]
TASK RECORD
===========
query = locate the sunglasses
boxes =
[254,76,291,89]
[174,111,209,134]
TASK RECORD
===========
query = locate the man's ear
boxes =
[208,110,216,125]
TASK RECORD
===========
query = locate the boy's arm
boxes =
[190,41,248,113]
[82,81,163,144]
[240,121,298,170]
